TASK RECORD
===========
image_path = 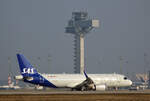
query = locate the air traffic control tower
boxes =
[65,12,99,74]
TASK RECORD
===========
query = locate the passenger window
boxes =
[124,77,127,80]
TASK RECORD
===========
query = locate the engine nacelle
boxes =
[96,85,106,91]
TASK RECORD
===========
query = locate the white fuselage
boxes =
[41,73,132,88]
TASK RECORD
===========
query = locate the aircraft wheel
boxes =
[81,86,86,91]
[93,85,96,91]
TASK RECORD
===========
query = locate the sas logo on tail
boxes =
[22,68,35,74]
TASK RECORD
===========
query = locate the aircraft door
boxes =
[116,76,121,86]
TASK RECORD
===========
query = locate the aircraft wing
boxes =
[70,71,96,91]
[67,82,82,88]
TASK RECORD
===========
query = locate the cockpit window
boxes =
[124,77,128,80]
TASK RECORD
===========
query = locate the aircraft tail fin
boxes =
[16,54,38,77]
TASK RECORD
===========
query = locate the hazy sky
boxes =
[0,0,149,80]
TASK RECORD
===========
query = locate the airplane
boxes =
[15,54,132,91]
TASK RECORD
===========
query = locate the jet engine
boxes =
[95,85,106,91]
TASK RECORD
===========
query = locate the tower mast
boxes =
[66,12,99,74]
